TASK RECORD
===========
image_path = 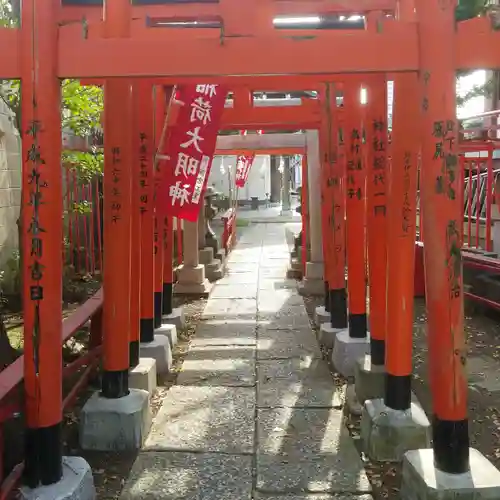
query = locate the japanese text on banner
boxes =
[160,84,228,221]
[235,155,255,188]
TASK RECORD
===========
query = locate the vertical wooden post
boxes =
[327,83,348,327]
[101,0,132,398]
[344,81,368,338]
[129,84,140,368]
[162,215,174,316]
[385,73,419,411]
[153,86,167,329]
[20,0,63,487]
[137,82,155,343]
[320,87,332,312]
[365,76,388,366]
[419,0,469,473]
[301,155,308,277]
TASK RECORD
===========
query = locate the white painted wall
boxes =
[208,155,271,201]
[0,100,21,263]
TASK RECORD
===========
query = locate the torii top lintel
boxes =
[1,1,499,81]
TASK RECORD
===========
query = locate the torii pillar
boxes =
[300,130,324,295]
[401,0,500,497]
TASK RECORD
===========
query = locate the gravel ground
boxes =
[303,293,500,500]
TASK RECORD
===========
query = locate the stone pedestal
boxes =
[140,335,173,374]
[314,305,330,326]
[354,354,385,405]
[175,221,212,296]
[19,457,96,500]
[318,324,344,349]
[155,323,178,348]
[345,383,363,416]
[175,264,211,296]
[299,261,324,296]
[361,397,431,462]
[401,448,500,500]
[129,357,157,394]
[80,390,152,451]
[199,247,223,282]
[163,307,186,330]
[331,329,370,377]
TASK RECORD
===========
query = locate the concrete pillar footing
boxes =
[80,389,152,451]
[354,354,385,405]
[19,456,96,500]
[155,323,178,348]
[174,264,212,297]
[318,323,344,348]
[401,448,500,500]
[360,397,431,462]
[314,306,330,327]
[129,357,157,394]
[331,329,370,377]
[140,335,173,374]
[345,383,363,416]
[162,307,186,330]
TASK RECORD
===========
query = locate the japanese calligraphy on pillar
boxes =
[402,152,413,234]
[139,132,150,215]
[110,147,122,223]
[346,127,364,202]
[235,155,256,188]
[161,84,228,221]
[25,120,48,371]
[370,118,387,216]
[432,119,461,299]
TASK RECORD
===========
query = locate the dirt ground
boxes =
[303,295,500,500]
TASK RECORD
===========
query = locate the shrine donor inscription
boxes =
[161,84,228,221]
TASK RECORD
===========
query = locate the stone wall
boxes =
[0,100,21,264]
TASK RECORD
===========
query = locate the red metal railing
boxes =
[221,208,237,254]
[0,290,103,498]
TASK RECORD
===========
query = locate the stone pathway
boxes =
[120,224,371,500]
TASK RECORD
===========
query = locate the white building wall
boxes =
[0,100,21,263]
[208,155,271,201]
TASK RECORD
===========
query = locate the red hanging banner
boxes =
[235,155,256,188]
[160,84,228,221]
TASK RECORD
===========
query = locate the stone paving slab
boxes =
[259,278,298,290]
[226,262,260,273]
[120,452,253,500]
[191,320,257,346]
[202,298,257,319]
[211,284,258,299]
[257,358,343,408]
[145,386,255,454]
[256,407,371,493]
[254,495,373,500]
[217,273,259,285]
[258,290,304,313]
[257,327,321,359]
[258,306,313,330]
[259,267,290,278]
[177,345,256,387]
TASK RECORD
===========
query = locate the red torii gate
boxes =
[0,0,497,495]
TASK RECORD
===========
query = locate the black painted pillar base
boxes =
[348,312,367,339]
[432,416,470,474]
[162,282,173,316]
[101,369,129,399]
[370,338,385,366]
[329,288,347,329]
[154,291,163,329]
[324,281,330,311]
[129,340,140,368]
[24,423,63,488]
[140,318,155,343]
[384,373,411,411]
